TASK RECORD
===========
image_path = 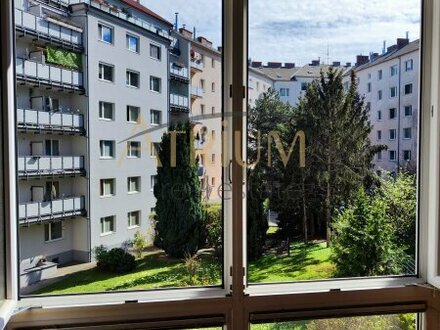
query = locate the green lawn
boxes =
[35,250,222,295]
[33,232,335,295]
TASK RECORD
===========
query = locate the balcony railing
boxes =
[17,108,85,134]
[191,86,204,98]
[67,0,171,40]
[15,8,83,50]
[19,196,86,225]
[190,59,204,71]
[16,58,84,91]
[18,156,85,178]
[170,94,189,111]
[170,63,189,80]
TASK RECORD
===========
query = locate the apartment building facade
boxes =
[15,0,172,287]
[351,39,419,174]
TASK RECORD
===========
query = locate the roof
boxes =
[355,39,419,72]
[256,67,300,81]
[254,64,348,81]
[119,0,173,27]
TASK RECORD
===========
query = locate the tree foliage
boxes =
[154,122,203,258]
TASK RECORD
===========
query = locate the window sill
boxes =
[99,157,115,160]
[100,232,115,237]
[98,79,115,84]
[44,237,64,244]
[127,191,140,195]
[126,85,140,89]
[99,195,115,199]
[128,225,140,230]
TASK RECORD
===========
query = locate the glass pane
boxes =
[16,0,223,296]
[247,0,420,283]
[251,314,417,330]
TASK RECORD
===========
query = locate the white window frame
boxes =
[98,62,114,82]
[150,175,158,191]
[44,222,63,243]
[389,128,396,140]
[149,43,161,60]
[389,150,397,161]
[127,176,141,194]
[405,105,413,116]
[406,59,414,71]
[127,141,141,158]
[150,110,161,125]
[100,216,115,235]
[390,86,398,97]
[99,140,115,159]
[99,101,114,121]
[149,76,161,93]
[403,127,412,139]
[98,23,113,44]
[126,70,140,88]
[127,105,140,123]
[128,211,140,228]
[126,33,139,53]
[390,64,398,76]
[100,178,115,197]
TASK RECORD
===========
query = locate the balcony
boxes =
[170,63,189,82]
[17,108,85,134]
[16,58,84,92]
[19,196,86,225]
[18,156,85,178]
[190,59,204,72]
[191,86,204,98]
[170,93,189,112]
[15,8,83,51]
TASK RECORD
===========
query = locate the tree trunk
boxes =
[301,169,308,243]
[325,178,331,247]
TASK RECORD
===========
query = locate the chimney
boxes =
[332,61,341,67]
[217,46,222,52]
[356,55,369,66]
[345,62,351,67]
[193,27,196,40]
[397,38,409,49]
[179,27,193,39]
[251,61,262,68]
[370,52,379,61]
[310,59,320,66]
[174,12,178,31]
[382,40,386,54]
[197,36,212,48]
[266,62,282,68]
[284,62,295,68]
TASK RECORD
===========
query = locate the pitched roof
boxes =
[355,39,419,72]
[120,0,173,27]
[256,66,300,81]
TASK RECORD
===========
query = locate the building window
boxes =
[389,108,397,119]
[377,130,382,140]
[99,101,114,120]
[150,110,161,125]
[405,83,413,95]
[127,177,141,194]
[404,150,412,161]
[377,150,382,160]
[150,142,160,157]
[100,216,115,235]
[403,127,412,139]
[367,82,371,93]
[45,139,59,156]
[405,59,414,71]
[389,150,397,161]
[44,222,62,242]
[128,211,140,228]
[200,79,205,90]
[127,106,140,123]
[126,34,139,53]
[390,64,398,76]
[280,88,290,97]
[100,179,115,197]
[301,82,308,91]
[126,70,140,88]
[199,154,205,166]
[212,130,216,139]
[150,76,161,92]
[201,104,205,114]
[211,177,215,186]
[378,90,382,100]
[378,69,383,80]
[405,105,413,116]
[127,141,141,158]
[150,44,161,60]
[211,58,215,68]
[366,102,371,111]
[98,23,113,44]
[212,106,215,114]
[212,82,215,92]
[377,110,382,120]
[150,175,158,190]
[212,153,216,164]
[100,140,115,159]
[389,129,396,140]
[390,86,397,97]
[99,63,114,82]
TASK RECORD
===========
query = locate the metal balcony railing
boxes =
[16,58,84,91]
[17,108,85,134]
[191,86,204,98]
[18,156,85,178]
[15,8,83,50]
[19,196,86,225]
[170,93,189,110]
[67,0,171,40]
[170,63,189,80]
[190,59,204,71]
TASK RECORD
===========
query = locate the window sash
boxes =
[100,140,114,158]
[99,101,114,120]
[126,34,139,53]
[99,24,113,44]
[127,142,141,157]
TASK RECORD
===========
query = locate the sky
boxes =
[144,0,421,66]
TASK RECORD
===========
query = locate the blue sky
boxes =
[144,0,421,65]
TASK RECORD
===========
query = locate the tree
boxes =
[154,122,204,258]
[132,230,147,259]
[278,68,384,245]
[332,187,405,277]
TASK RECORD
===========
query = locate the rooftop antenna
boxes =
[174,12,179,31]
[193,26,196,40]
[406,31,409,40]
[382,40,386,54]
[326,44,330,64]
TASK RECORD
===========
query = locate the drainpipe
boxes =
[397,57,402,174]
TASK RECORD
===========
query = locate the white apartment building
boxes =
[15,0,172,288]
[350,39,419,174]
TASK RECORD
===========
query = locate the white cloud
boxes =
[142,0,421,65]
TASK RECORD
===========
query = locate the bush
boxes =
[184,253,200,285]
[133,230,147,258]
[94,246,136,274]
[201,203,222,256]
